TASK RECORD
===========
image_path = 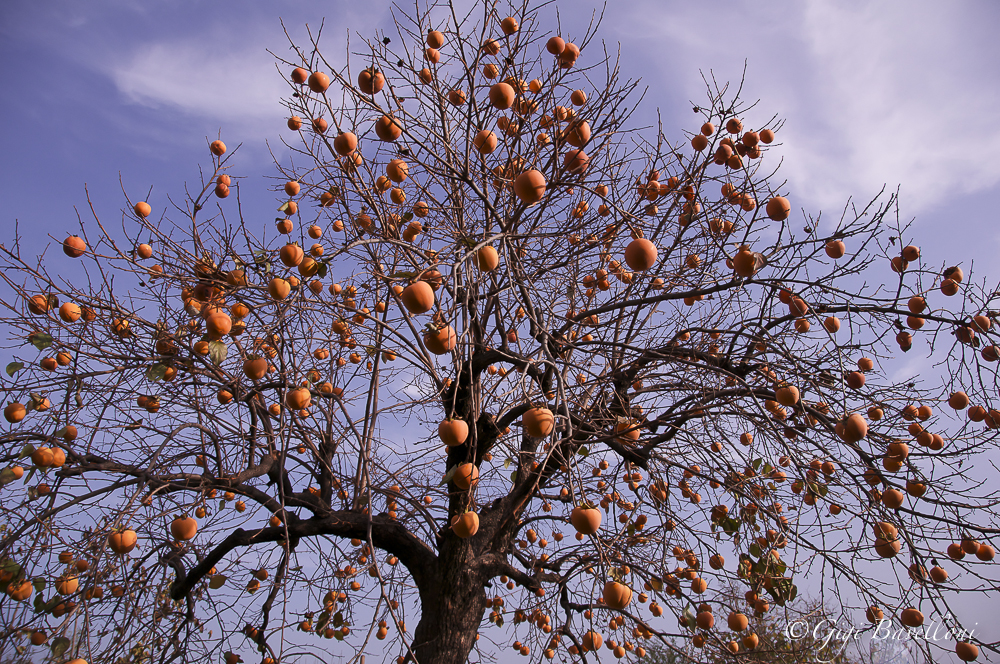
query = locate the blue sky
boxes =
[5,0,1000,257]
[3,0,1000,662]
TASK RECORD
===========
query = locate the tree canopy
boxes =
[1,2,998,664]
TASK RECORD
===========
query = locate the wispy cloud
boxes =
[110,39,288,126]
[21,2,392,150]
[606,0,1000,214]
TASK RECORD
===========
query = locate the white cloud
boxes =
[111,39,287,125]
[96,6,390,145]
[607,0,1000,214]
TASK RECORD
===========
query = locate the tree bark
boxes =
[409,559,486,664]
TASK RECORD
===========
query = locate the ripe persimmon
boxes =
[765,196,791,221]
[63,235,86,258]
[523,407,554,437]
[624,238,657,272]
[307,72,330,93]
[453,463,479,490]
[452,511,480,538]
[571,506,601,534]
[513,170,546,204]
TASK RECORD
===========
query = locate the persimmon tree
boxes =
[2,2,999,664]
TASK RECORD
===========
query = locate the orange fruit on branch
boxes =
[358,68,385,94]
[624,238,657,272]
[523,407,554,437]
[765,196,790,221]
[439,418,469,447]
[453,463,479,490]
[570,506,601,534]
[476,246,499,271]
[401,281,435,314]
[286,387,312,410]
[957,643,980,662]
[63,235,87,258]
[489,82,515,110]
[268,278,291,300]
[452,511,480,538]
[424,325,457,355]
[563,149,590,174]
[307,71,330,93]
[513,170,546,204]
[171,516,198,541]
[334,132,358,155]
[108,529,138,555]
[603,580,632,609]
[375,115,402,141]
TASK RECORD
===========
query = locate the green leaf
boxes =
[388,271,416,280]
[32,577,45,591]
[510,471,518,483]
[402,211,413,222]
[332,611,344,628]
[789,584,798,601]
[503,457,511,469]
[578,446,590,457]
[50,637,70,658]
[0,468,17,485]
[278,202,290,213]
[749,542,761,559]
[721,517,741,535]
[146,364,168,382]
[18,444,34,459]
[440,466,457,486]
[209,341,227,365]
[317,262,329,279]
[0,559,21,577]
[5,362,23,377]
[209,575,227,589]
[751,458,762,471]
[29,332,53,351]
[681,606,697,630]
[316,610,331,632]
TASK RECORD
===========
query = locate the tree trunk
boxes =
[410,559,486,664]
